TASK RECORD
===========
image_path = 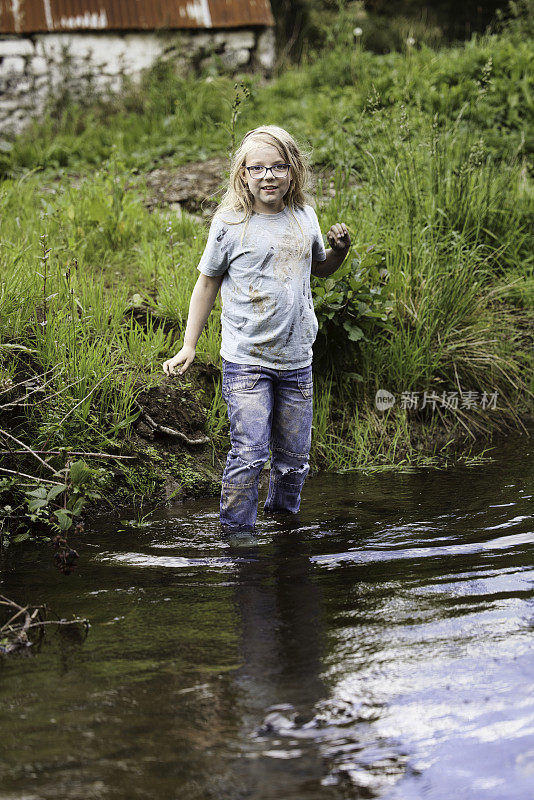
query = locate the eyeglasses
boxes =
[245,164,291,180]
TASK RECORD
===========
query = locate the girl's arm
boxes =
[162,272,224,375]
[311,223,351,277]
[312,248,349,277]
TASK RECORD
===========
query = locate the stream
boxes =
[1,430,533,799]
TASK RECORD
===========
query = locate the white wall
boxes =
[0,28,275,136]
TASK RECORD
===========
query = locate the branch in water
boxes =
[0,594,89,655]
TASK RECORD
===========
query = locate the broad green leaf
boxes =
[347,326,364,341]
[47,485,66,503]
[69,460,91,487]
[54,509,72,531]
[26,487,47,500]
[71,497,85,517]
[27,498,48,513]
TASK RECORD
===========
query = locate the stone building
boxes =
[0,1,275,135]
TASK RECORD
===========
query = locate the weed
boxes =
[0,24,531,491]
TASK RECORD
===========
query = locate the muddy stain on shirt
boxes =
[197,205,327,369]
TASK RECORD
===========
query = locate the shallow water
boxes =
[1,431,533,800]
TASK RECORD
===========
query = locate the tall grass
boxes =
[0,25,532,482]
[1,27,531,178]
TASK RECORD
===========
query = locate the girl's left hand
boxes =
[327,223,351,252]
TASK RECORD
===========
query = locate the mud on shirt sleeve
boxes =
[197,217,231,277]
[309,206,327,262]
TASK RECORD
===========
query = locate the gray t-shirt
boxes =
[197,204,327,369]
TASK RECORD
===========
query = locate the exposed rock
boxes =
[221,47,250,70]
[29,56,48,76]
[214,31,255,50]
[1,56,25,74]
[164,475,182,500]
[0,38,35,57]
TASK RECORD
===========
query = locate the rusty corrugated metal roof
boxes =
[0,1,274,34]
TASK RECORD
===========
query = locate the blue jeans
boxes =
[220,358,313,533]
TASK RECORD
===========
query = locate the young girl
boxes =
[163,125,350,534]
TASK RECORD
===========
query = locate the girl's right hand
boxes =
[162,344,196,376]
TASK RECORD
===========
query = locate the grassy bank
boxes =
[0,22,532,543]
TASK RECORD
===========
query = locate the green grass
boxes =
[0,22,532,499]
[2,25,532,178]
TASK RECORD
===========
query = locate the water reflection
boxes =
[0,430,532,799]
[220,520,329,798]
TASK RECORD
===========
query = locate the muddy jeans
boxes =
[220,358,313,533]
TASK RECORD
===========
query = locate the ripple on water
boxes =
[1,432,532,800]
[309,529,534,569]
[96,552,236,569]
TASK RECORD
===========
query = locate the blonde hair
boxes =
[215,125,313,252]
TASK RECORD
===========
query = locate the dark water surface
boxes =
[1,432,533,800]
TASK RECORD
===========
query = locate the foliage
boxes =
[0,460,105,546]
[24,460,101,532]
[2,22,532,177]
[271,0,533,61]
[0,22,532,485]
[313,248,395,371]
[112,448,220,503]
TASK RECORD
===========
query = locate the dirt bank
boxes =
[120,365,225,505]
[143,158,357,217]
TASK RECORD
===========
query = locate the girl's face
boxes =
[242,143,291,214]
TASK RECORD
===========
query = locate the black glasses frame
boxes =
[245,164,291,180]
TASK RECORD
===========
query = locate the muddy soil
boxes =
[134,372,212,443]
[144,157,226,217]
[126,365,225,503]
